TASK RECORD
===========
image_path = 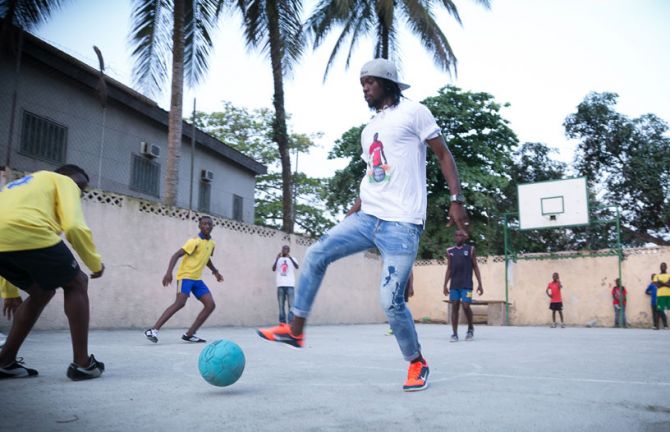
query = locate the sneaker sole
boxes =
[256,330,303,350]
[66,365,104,381]
[67,370,103,381]
[0,370,38,379]
[403,382,429,392]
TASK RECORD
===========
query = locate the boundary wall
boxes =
[410,247,670,327]
[2,189,386,330]
[2,171,668,330]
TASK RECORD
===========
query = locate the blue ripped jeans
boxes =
[292,211,423,361]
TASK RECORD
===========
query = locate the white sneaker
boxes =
[144,328,158,343]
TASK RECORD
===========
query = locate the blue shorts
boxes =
[449,288,473,303]
[177,279,210,299]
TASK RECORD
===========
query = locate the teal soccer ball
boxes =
[198,340,245,387]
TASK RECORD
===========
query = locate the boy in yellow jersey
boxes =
[653,262,670,325]
[0,277,23,348]
[0,165,105,380]
[144,216,223,343]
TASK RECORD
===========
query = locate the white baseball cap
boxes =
[360,58,410,91]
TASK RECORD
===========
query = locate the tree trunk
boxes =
[164,0,185,207]
[267,1,293,233]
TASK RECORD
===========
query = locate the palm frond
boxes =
[335,11,370,78]
[310,0,374,78]
[239,0,303,75]
[305,0,357,49]
[402,0,457,74]
[373,0,396,59]
[129,0,174,96]
[240,0,267,49]
[183,0,223,88]
[433,0,462,26]
[323,11,365,81]
[277,0,303,74]
[0,0,68,30]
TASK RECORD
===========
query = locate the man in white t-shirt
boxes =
[258,58,469,392]
[272,245,299,326]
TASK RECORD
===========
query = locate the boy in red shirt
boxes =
[612,278,627,328]
[546,272,565,328]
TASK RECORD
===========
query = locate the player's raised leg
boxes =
[257,212,374,348]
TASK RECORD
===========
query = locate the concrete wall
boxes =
[10,191,385,331]
[409,248,670,328]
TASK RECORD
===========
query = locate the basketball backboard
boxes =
[517,177,589,230]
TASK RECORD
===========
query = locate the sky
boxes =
[34,0,670,178]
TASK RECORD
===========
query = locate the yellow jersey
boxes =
[0,171,102,272]
[0,278,20,299]
[653,273,670,297]
[176,234,215,280]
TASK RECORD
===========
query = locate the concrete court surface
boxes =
[1,324,669,432]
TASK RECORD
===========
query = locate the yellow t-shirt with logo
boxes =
[176,235,215,280]
[0,278,20,299]
[0,171,102,272]
[653,273,670,297]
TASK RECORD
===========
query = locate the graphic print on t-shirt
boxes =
[280,260,288,276]
[367,132,392,183]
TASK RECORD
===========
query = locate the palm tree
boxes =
[1,0,69,169]
[129,0,225,206]
[237,0,304,233]
[306,0,491,78]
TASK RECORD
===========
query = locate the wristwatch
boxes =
[450,193,465,204]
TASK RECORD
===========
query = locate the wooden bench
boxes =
[443,300,509,326]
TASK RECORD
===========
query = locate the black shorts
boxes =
[549,302,563,311]
[0,241,81,290]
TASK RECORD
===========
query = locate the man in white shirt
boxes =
[272,245,299,326]
[258,58,468,392]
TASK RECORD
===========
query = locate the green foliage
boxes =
[326,125,365,215]
[195,101,276,164]
[420,86,517,258]
[196,102,334,237]
[564,92,670,245]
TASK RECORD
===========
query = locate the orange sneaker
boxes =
[256,324,304,349]
[403,359,429,392]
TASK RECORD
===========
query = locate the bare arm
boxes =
[207,259,224,282]
[289,256,299,269]
[272,253,280,271]
[426,136,469,233]
[162,249,186,286]
[471,247,483,296]
[443,252,452,296]
[346,197,362,217]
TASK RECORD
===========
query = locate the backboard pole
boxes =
[616,207,624,326]
[503,213,510,326]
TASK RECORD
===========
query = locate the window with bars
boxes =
[233,194,243,221]
[20,111,67,163]
[198,181,211,213]
[130,154,160,197]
